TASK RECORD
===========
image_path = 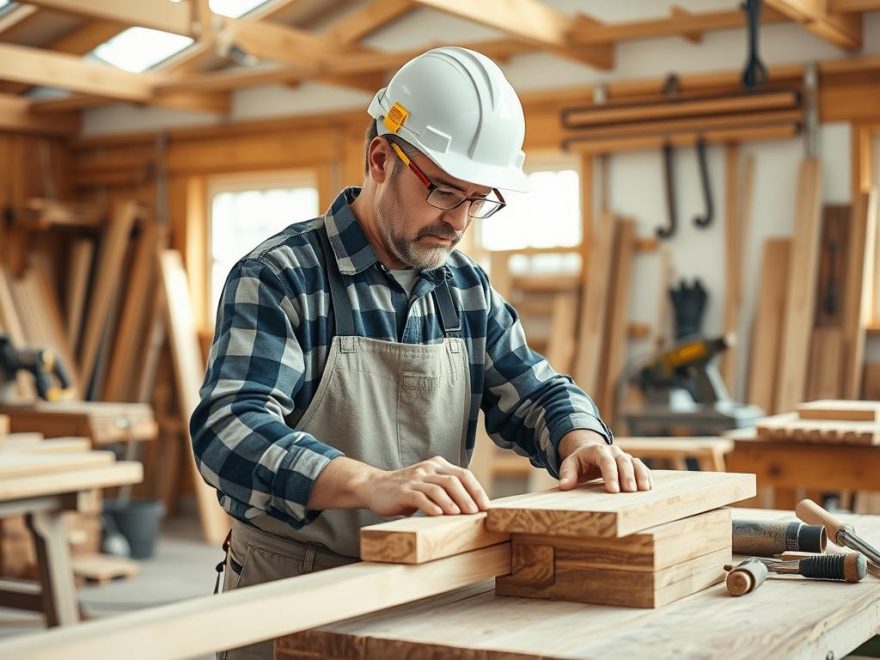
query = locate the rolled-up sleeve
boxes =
[479,274,612,478]
[189,258,341,528]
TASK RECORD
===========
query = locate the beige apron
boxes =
[218,227,470,660]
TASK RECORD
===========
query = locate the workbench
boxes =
[275,508,880,660]
[0,401,157,446]
[726,432,880,508]
[0,448,142,626]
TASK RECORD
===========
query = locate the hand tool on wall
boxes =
[796,499,880,567]
[725,553,867,596]
[732,520,827,556]
[693,137,714,228]
[741,0,768,91]
[656,142,678,239]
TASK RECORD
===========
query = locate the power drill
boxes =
[0,334,74,401]
[636,334,734,406]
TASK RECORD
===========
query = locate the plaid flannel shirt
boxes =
[190,187,613,529]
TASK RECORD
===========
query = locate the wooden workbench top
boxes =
[277,508,880,660]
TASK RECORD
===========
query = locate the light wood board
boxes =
[776,158,823,412]
[0,451,114,479]
[747,238,790,413]
[360,512,509,564]
[755,412,879,445]
[485,470,755,537]
[0,461,142,501]
[797,399,880,422]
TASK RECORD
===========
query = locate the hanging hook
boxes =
[656,142,678,240]
[693,137,714,228]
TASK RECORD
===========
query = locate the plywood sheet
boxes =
[360,512,509,564]
[485,470,755,538]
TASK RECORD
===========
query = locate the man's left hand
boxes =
[557,430,653,493]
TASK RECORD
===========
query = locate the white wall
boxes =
[80,1,880,399]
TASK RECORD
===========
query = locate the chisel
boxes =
[796,499,880,567]
[724,553,867,596]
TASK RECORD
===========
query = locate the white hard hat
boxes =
[367,46,528,193]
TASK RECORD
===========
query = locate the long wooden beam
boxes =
[829,0,880,10]
[0,544,511,660]
[0,93,80,135]
[409,0,613,70]
[0,4,39,36]
[0,42,157,102]
[568,6,788,44]
[764,0,862,50]
[321,0,414,44]
[21,0,193,36]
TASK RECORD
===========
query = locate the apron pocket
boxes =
[397,369,469,467]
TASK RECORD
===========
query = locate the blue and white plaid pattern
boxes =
[191,187,612,529]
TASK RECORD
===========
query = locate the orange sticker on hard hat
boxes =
[383,102,409,134]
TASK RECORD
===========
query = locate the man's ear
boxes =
[367,137,392,184]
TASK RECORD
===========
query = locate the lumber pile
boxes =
[361,470,755,609]
[755,399,880,445]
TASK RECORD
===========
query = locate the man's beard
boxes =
[375,184,461,270]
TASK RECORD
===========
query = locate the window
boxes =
[478,154,582,275]
[209,0,271,18]
[90,27,194,72]
[209,172,319,317]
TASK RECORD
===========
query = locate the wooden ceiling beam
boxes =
[408,0,613,70]
[0,42,158,102]
[21,0,193,36]
[568,6,788,45]
[829,0,880,10]
[0,4,40,36]
[764,0,862,50]
[0,93,80,135]
[321,0,414,44]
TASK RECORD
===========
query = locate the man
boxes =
[192,46,651,659]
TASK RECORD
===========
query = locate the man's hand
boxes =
[558,430,653,493]
[358,456,491,517]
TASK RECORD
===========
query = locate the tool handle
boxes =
[725,560,768,596]
[796,499,848,541]
[799,554,867,582]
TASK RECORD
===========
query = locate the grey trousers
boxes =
[217,519,358,660]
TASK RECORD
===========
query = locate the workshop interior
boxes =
[1,1,880,659]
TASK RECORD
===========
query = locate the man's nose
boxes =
[441,204,471,233]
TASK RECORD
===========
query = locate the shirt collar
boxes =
[323,187,450,283]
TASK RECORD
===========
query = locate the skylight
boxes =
[91,27,194,73]
[210,0,270,18]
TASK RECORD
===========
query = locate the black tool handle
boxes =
[798,554,867,582]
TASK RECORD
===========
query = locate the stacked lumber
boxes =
[361,470,755,609]
[755,399,880,445]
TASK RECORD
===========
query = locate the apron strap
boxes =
[433,276,461,339]
[318,226,355,337]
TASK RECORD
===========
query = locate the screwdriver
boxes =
[796,499,880,568]
[724,553,867,596]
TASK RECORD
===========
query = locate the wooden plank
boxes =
[797,399,880,422]
[776,158,823,413]
[485,470,755,538]
[572,210,615,394]
[78,201,139,391]
[410,0,613,70]
[0,414,7,437]
[747,238,790,413]
[0,437,90,454]
[598,218,636,425]
[7,260,81,398]
[66,238,94,351]
[805,326,844,400]
[0,543,510,660]
[0,451,114,479]
[103,221,161,401]
[496,545,729,608]
[507,507,731,573]
[544,291,578,374]
[23,0,192,35]
[764,0,862,50]
[864,363,880,400]
[755,412,879,445]
[0,93,80,136]
[0,43,158,103]
[0,401,157,445]
[842,189,878,399]
[360,513,510,564]
[0,461,141,501]
[71,553,139,584]
[159,250,230,545]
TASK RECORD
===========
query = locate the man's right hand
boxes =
[360,456,491,517]
[308,455,490,517]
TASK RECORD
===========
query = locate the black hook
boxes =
[657,142,678,240]
[741,0,768,91]
[693,137,714,228]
